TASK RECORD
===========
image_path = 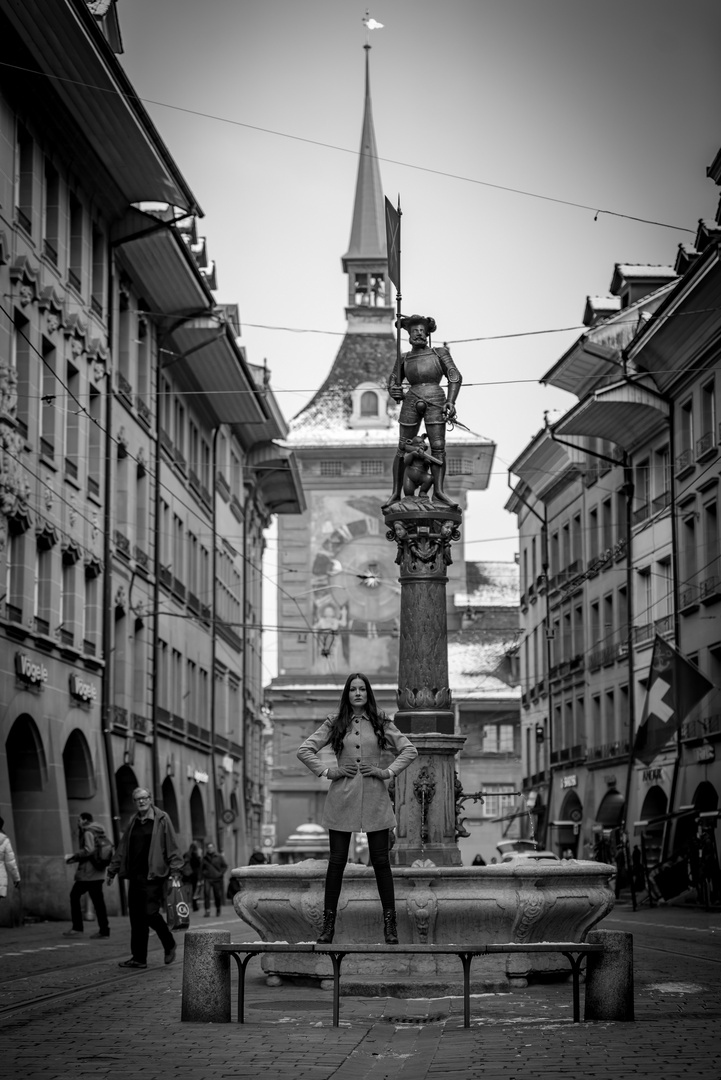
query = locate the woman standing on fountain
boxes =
[297,673,418,945]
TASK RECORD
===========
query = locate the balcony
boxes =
[134,546,149,571]
[6,603,22,624]
[110,706,129,730]
[681,712,721,742]
[34,616,50,636]
[652,490,671,513]
[60,628,74,646]
[634,622,654,643]
[83,640,96,656]
[174,447,187,474]
[696,430,717,463]
[699,574,721,604]
[136,396,152,428]
[188,591,201,616]
[159,566,173,589]
[654,613,673,635]
[132,714,149,735]
[172,577,186,602]
[90,295,103,318]
[676,448,695,479]
[587,739,629,762]
[68,268,81,292]
[159,428,173,454]
[679,585,699,613]
[116,370,133,404]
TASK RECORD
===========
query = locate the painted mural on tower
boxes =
[309,491,399,675]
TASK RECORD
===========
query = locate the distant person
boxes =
[0,817,20,901]
[63,812,110,938]
[632,846,645,891]
[106,787,183,969]
[471,854,486,866]
[200,842,227,917]
[297,671,418,945]
[248,849,267,865]
[181,841,202,912]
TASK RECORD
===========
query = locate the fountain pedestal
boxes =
[384,501,464,866]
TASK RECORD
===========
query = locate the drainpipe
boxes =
[150,329,163,808]
[211,425,221,851]
[100,237,124,912]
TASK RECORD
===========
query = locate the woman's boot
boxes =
[317,909,336,944]
[383,908,398,945]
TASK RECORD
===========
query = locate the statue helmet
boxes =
[398,314,436,335]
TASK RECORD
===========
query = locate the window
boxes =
[40,340,55,458]
[678,399,694,471]
[590,600,600,645]
[34,545,52,632]
[157,639,168,711]
[571,514,582,565]
[84,566,100,653]
[591,694,601,736]
[602,498,613,550]
[174,398,185,461]
[171,649,183,717]
[43,159,59,263]
[703,500,719,582]
[69,193,83,292]
[360,459,384,476]
[186,660,197,718]
[135,465,148,553]
[15,123,34,234]
[447,457,473,475]
[173,515,184,584]
[136,316,150,400]
[589,507,599,558]
[604,689,615,744]
[88,387,102,496]
[65,363,80,479]
[91,226,105,316]
[681,515,697,595]
[360,391,378,417]
[700,380,716,456]
[60,557,76,642]
[480,786,517,818]
[561,522,570,569]
[230,449,242,498]
[498,725,514,752]
[189,421,200,481]
[133,619,147,717]
[550,532,559,577]
[573,604,584,656]
[13,311,31,439]
[654,446,670,508]
[200,439,211,491]
[320,461,343,477]
[634,460,650,523]
[658,560,672,618]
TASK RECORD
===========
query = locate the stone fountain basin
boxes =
[231,858,615,994]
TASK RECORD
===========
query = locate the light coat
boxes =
[0,831,20,897]
[298,712,418,832]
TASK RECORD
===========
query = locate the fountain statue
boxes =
[231,314,614,995]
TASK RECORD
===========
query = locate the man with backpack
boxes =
[63,812,111,938]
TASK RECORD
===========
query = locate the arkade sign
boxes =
[69,673,97,703]
[15,652,48,686]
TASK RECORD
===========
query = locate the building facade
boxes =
[0,0,303,923]
[507,170,721,893]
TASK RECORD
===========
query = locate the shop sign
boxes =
[561,774,577,789]
[187,768,209,784]
[642,767,665,784]
[69,673,97,703]
[15,652,48,686]
[696,744,715,763]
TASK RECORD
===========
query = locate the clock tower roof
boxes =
[342,45,386,268]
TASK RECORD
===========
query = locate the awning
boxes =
[4,2,200,215]
[553,380,669,452]
[595,790,625,827]
[116,216,212,314]
[247,442,306,515]
[542,338,624,397]
[509,428,588,500]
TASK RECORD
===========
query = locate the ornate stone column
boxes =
[385,503,464,866]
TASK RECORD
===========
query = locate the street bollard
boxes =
[181,929,231,1023]
[584,929,634,1021]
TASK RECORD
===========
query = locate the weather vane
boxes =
[362,10,384,46]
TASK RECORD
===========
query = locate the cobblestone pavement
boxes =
[2,903,720,1080]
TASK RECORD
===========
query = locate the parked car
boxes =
[495,839,539,857]
[500,850,560,865]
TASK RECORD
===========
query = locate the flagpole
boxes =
[394,195,402,388]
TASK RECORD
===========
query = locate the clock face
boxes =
[308,494,400,676]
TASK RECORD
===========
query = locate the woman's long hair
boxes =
[329,672,390,755]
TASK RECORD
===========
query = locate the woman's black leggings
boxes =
[324,829,395,911]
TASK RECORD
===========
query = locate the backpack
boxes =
[89,828,114,870]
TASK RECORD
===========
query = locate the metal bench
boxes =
[214,941,606,1027]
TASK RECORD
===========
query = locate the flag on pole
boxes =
[633,635,714,766]
[384,197,401,290]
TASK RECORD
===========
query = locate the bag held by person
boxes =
[166,878,190,931]
[90,829,114,870]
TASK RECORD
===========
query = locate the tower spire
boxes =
[342,44,392,328]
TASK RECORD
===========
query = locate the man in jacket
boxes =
[106,787,183,969]
[63,812,110,938]
[200,842,227,917]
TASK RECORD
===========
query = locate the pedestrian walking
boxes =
[0,817,21,900]
[106,787,183,969]
[200,843,227,917]
[181,841,202,911]
[297,671,418,946]
[63,812,110,938]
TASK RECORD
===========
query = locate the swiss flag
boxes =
[633,636,714,766]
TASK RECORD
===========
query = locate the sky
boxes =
[117,0,721,677]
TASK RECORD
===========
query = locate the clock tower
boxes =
[266,47,495,852]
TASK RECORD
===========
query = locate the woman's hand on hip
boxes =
[327,764,358,780]
[359,764,391,780]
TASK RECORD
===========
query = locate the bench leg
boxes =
[229,952,255,1023]
[328,952,344,1027]
[561,952,585,1022]
[457,952,474,1028]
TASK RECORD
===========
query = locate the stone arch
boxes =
[190,783,206,843]
[162,776,180,833]
[692,779,718,813]
[115,763,138,831]
[639,785,667,867]
[360,389,379,417]
[63,728,96,800]
[5,714,51,859]
[557,789,583,855]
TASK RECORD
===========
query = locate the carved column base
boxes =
[392,733,466,867]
